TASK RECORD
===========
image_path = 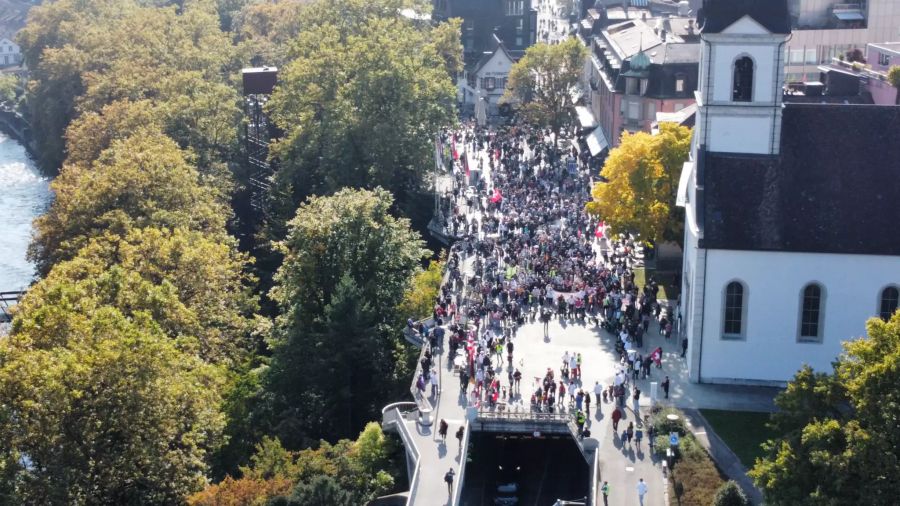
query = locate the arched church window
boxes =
[880,286,899,321]
[733,56,754,102]
[723,281,746,338]
[799,284,824,342]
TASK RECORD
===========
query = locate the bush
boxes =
[668,450,725,506]
[653,435,670,456]
[713,481,749,506]
[651,406,688,436]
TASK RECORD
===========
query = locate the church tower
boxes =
[695,0,791,155]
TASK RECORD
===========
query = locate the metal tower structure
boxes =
[241,67,279,214]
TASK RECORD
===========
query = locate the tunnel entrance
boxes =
[462,432,588,505]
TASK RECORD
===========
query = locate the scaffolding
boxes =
[241,67,279,214]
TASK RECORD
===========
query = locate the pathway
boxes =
[397,130,777,505]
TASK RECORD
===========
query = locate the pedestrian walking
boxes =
[637,478,648,505]
[612,406,622,431]
[584,391,591,414]
[632,387,641,416]
[600,481,610,505]
[681,336,688,357]
[456,426,465,450]
[662,376,670,399]
[439,419,448,443]
[635,426,643,447]
[626,422,634,446]
[445,468,456,496]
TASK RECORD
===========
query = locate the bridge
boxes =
[0,290,24,322]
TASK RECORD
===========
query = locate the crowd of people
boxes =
[418,120,683,432]
[417,118,683,505]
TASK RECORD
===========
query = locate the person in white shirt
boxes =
[593,381,604,413]
[636,478,648,506]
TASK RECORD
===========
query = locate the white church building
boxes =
[677,0,900,385]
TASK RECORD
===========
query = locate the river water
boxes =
[0,132,51,291]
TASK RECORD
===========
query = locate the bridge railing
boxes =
[476,408,573,424]
[380,403,421,505]
[450,419,471,506]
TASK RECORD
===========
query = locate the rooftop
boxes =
[701,103,900,255]
[697,0,791,35]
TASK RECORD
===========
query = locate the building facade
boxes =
[583,16,699,148]
[678,0,900,385]
[0,38,22,68]
[866,42,899,105]
[783,0,900,81]
[433,0,538,58]
[457,38,522,117]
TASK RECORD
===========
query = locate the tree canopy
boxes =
[264,188,428,447]
[18,0,241,172]
[189,423,398,506]
[265,1,458,219]
[585,123,692,244]
[749,310,900,505]
[29,131,230,274]
[0,308,226,504]
[888,65,900,105]
[15,227,257,366]
[0,74,18,104]
[502,38,588,142]
[10,0,446,500]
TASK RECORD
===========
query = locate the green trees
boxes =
[0,308,226,504]
[4,1,258,501]
[265,188,428,446]
[0,74,17,103]
[266,0,458,214]
[16,227,257,366]
[749,312,900,505]
[585,124,692,244]
[503,37,588,144]
[888,66,900,104]
[29,132,230,274]
[9,0,447,499]
[189,424,398,505]
[713,481,750,506]
[18,0,240,172]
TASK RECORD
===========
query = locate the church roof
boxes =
[700,104,900,255]
[697,0,791,35]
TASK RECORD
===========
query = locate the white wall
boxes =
[475,50,514,103]
[697,249,900,384]
[706,114,773,154]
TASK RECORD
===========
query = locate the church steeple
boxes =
[694,0,791,155]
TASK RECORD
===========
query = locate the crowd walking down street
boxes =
[402,116,693,504]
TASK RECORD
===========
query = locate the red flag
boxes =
[491,188,502,203]
[463,152,470,178]
[594,220,605,238]
[452,144,459,161]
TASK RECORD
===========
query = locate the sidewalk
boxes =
[594,398,667,506]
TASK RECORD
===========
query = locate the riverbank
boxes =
[0,106,36,156]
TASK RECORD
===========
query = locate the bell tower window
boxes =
[733,56,754,102]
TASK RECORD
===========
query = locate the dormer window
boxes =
[733,56,754,102]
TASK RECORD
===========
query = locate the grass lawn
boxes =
[634,267,679,301]
[700,409,779,468]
